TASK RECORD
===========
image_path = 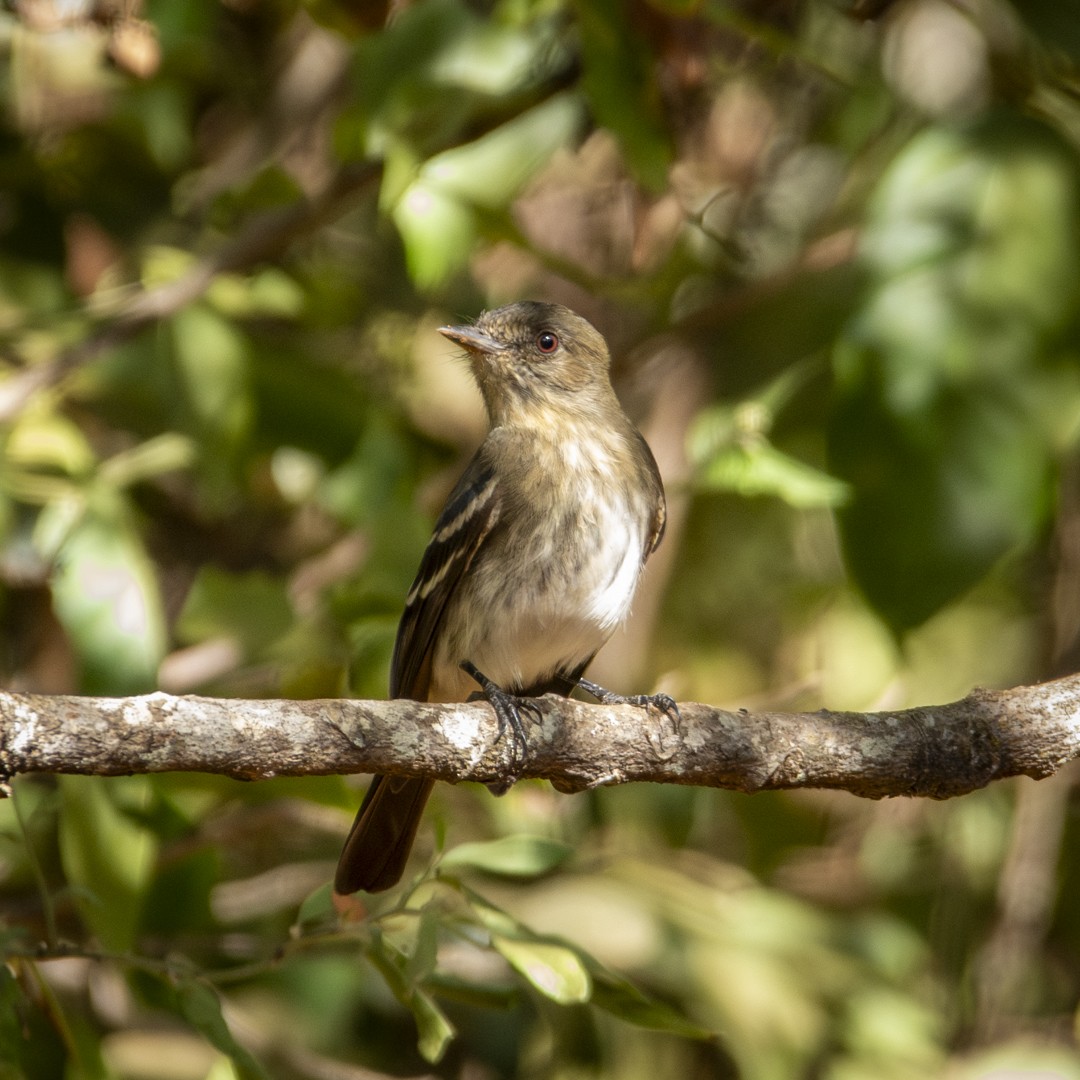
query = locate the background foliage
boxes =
[2,0,1080,1077]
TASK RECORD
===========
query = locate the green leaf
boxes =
[421,93,584,209]
[46,493,166,694]
[170,303,254,504]
[492,935,592,1005]
[366,927,411,999]
[4,411,95,480]
[405,904,441,986]
[831,354,1053,632]
[175,566,292,658]
[441,835,574,878]
[206,267,306,319]
[171,305,253,436]
[294,883,336,930]
[176,980,269,1080]
[392,181,475,288]
[830,115,1077,631]
[426,6,562,96]
[367,929,456,1062]
[58,776,158,952]
[688,361,845,508]
[590,968,715,1041]
[696,439,850,509]
[573,0,671,190]
[411,988,456,1064]
[0,962,69,1079]
[0,966,25,1077]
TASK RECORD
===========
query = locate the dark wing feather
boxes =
[390,451,500,699]
[633,431,667,557]
[335,450,500,895]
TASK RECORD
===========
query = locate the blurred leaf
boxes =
[349,0,476,136]
[171,304,252,430]
[405,904,440,985]
[387,30,583,287]
[0,961,69,1080]
[46,492,166,693]
[492,935,592,1005]
[96,432,194,489]
[421,92,585,210]
[207,267,306,320]
[589,967,715,1041]
[176,980,268,1080]
[831,349,1054,633]
[59,776,157,952]
[695,438,850,508]
[573,0,672,190]
[170,303,254,503]
[349,0,565,160]
[253,346,375,464]
[425,5,563,96]
[203,167,304,225]
[830,116,1079,631]
[175,566,292,658]
[392,181,476,288]
[117,81,193,171]
[689,361,847,508]
[411,987,456,1064]
[841,986,943,1071]
[0,966,25,1078]
[367,928,456,1062]
[441,835,574,878]
[317,415,414,526]
[294,883,336,931]
[3,411,95,481]
[140,244,196,289]
[141,844,218,939]
[1014,1,1080,62]
[65,1013,109,1080]
[860,119,1080,334]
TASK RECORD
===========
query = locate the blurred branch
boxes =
[3,674,1080,797]
[0,161,383,423]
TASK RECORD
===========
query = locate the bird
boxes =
[334,301,673,895]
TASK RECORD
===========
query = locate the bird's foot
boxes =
[577,678,681,760]
[461,660,542,770]
[576,678,681,724]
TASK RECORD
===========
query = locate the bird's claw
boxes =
[576,678,681,725]
[462,660,542,769]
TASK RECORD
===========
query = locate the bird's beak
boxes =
[438,324,504,354]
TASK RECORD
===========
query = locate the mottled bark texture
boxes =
[2,674,1079,799]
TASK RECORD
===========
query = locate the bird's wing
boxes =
[634,431,667,558]
[390,451,500,700]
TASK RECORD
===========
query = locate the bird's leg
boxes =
[461,660,543,768]
[576,678,681,723]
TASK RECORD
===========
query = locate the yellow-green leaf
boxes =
[493,935,591,1005]
[441,835,573,878]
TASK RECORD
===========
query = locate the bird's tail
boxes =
[334,775,435,894]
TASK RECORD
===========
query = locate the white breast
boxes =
[429,481,649,702]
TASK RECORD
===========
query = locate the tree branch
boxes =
[2,674,1079,799]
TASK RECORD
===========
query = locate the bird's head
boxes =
[439,302,615,426]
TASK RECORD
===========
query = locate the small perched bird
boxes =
[334,301,673,895]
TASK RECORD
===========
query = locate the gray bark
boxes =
[2,674,1079,798]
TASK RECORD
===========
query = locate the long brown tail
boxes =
[334,775,435,894]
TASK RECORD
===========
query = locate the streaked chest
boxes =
[430,431,653,698]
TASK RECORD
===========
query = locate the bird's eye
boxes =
[536,331,559,354]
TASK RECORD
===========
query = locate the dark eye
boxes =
[536,331,559,354]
